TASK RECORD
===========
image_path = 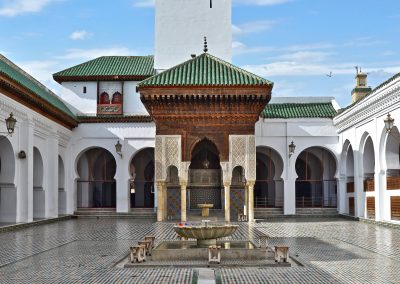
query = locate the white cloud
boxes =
[272,51,332,63]
[133,0,154,7]
[233,20,276,35]
[232,41,274,55]
[0,0,57,17]
[234,0,293,6]
[56,47,137,61]
[69,30,91,40]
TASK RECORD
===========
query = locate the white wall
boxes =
[61,82,97,114]
[155,0,232,70]
[123,82,148,115]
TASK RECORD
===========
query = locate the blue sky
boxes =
[1,0,399,107]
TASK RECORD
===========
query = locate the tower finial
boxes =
[203,36,208,53]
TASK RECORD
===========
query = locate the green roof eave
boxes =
[262,103,337,119]
[53,56,156,82]
[138,53,273,88]
[0,55,77,121]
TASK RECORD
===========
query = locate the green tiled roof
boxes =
[0,55,76,119]
[262,103,337,119]
[138,53,273,87]
[53,56,155,81]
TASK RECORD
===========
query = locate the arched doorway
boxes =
[362,136,375,219]
[129,148,155,208]
[255,147,284,208]
[58,156,66,214]
[76,148,116,208]
[230,166,245,220]
[0,136,16,222]
[295,147,337,208]
[188,138,222,215]
[33,147,45,218]
[385,126,400,221]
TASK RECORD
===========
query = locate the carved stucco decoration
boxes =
[230,135,256,181]
[155,135,182,181]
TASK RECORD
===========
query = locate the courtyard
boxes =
[0,217,399,283]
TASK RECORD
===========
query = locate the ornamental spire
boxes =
[203,36,208,53]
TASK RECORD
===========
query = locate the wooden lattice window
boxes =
[391,196,400,221]
[349,197,355,216]
[387,176,400,190]
[366,197,375,219]
[347,182,354,193]
[363,179,375,192]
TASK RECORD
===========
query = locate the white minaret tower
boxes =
[154,0,232,71]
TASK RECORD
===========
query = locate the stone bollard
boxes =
[130,245,145,263]
[274,245,289,263]
[138,240,152,256]
[144,236,156,249]
[208,245,221,264]
[259,234,269,250]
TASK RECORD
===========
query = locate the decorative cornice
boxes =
[334,79,400,132]
[77,115,153,124]
[53,75,150,84]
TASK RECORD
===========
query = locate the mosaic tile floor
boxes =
[0,217,399,283]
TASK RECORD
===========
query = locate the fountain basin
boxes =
[174,224,238,247]
[152,240,269,261]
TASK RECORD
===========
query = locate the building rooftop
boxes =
[0,54,77,121]
[53,56,156,83]
[138,53,273,87]
[262,97,337,119]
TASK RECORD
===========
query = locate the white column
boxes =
[180,181,187,222]
[224,182,230,222]
[338,175,347,214]
[284,154,296,215]
[354,151,365,217]
[377,170,388,220]
[45,132,58,218]
[153,181,158,213]
[247,181,255,222]
[244,184,249,217]
[17,120,33,223]
[157,181,166,221]
[116,148,129,213]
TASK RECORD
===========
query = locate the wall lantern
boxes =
[115,140,123,158]
[130,183,135,194]
[384,113,395,133]
[288,141,296,158]
[1,113,17,137]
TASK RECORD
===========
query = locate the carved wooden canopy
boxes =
[139,86,272,161]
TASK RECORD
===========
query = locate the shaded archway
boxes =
[362,136,375,219]
[343,142,355,216]
[295,147,337,208]
[58,156,66,214]
[33,147,45,218]
[0,136,16,222]
[129,148,155,208]
[255,147,284,208]
[230,166,246,220]
[166,165,180,220]
[76,147,116,208]
[188,138,222,212]
[385,126,400,221]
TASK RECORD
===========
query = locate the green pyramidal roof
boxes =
[53,56,155,82]
[138,53,273,87]
[262,102,337,119]
[0,54,76,120]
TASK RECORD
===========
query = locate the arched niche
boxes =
[188,138,222,212]
[58,156,66,215]
[0,136,15,185]
[76,147,117,208]
[33,147,45,218]
[295,146,337,208]
[129,148,155,208]
[255,147,284,208]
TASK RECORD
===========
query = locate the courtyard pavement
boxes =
[0,217,399,283]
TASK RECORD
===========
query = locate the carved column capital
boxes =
[223,181,231,188]
[180,181,188,189]
[156,181,166,190]
[246,181,255,189]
